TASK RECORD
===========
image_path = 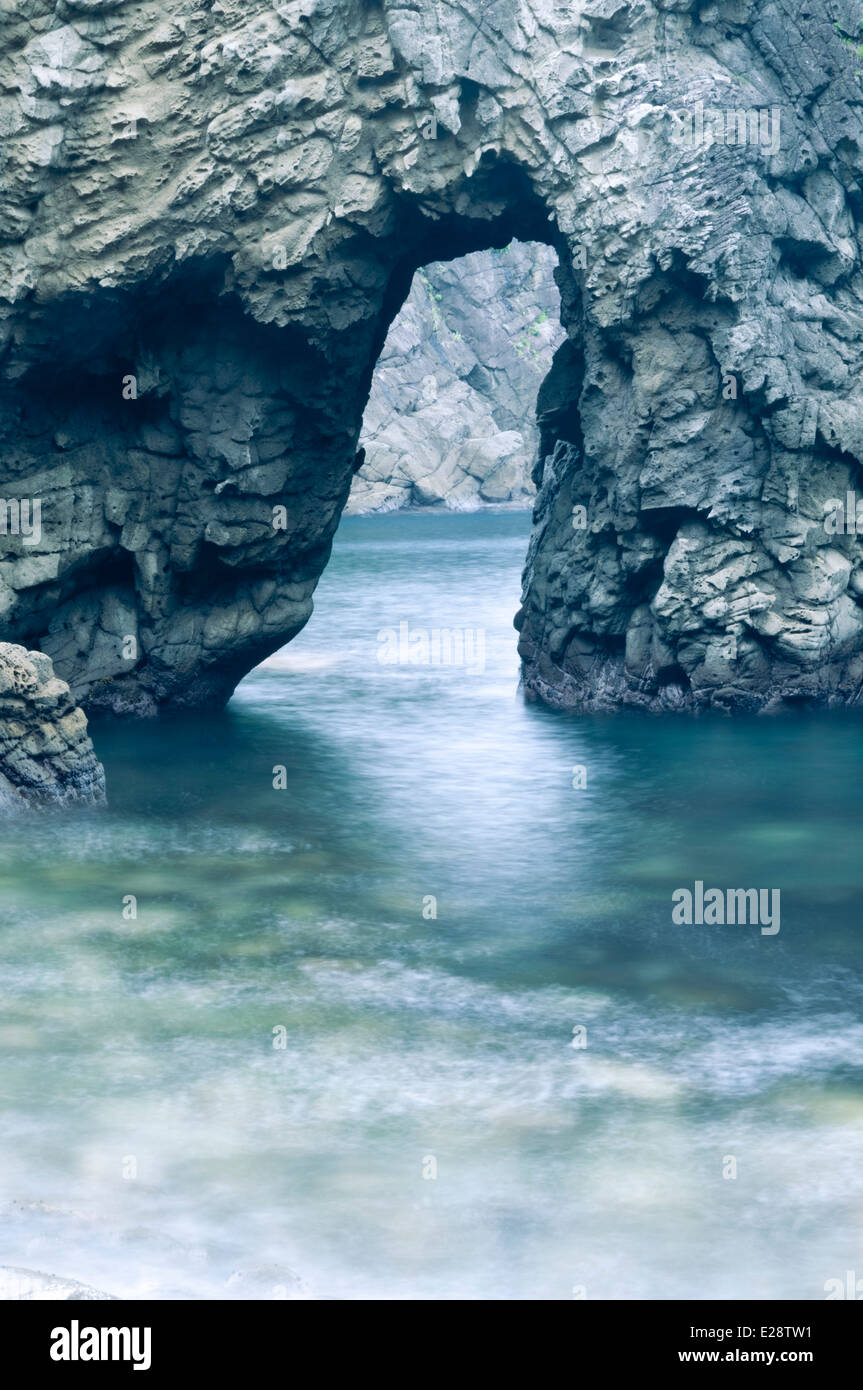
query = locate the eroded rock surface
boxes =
[2,1,863,712]
[348,242,563,513]
[0,643,106,808]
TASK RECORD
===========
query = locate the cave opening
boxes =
[347,238,566,518]
[1,159,596,718]
[234,226,575,716]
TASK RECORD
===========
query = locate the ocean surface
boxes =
[1,509,862,1300]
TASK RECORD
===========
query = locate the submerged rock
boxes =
[225,1264,308,1299]
[0,645,106,809]
[0,1266,115,1301]
[348,244,564,514]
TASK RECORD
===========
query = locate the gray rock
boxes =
[0,644,106,808]
[348,243,564,513]
[0,2,862,713]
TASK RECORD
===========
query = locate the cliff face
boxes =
[2,2,863,713]
[348,242,564,513]
[0,644,106,808]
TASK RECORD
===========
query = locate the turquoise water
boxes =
[1,509,862,1299]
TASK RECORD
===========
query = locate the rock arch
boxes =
[2,1,863,714]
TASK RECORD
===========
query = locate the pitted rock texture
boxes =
[2,1,863,713]
[0,643,106,808]
[348,242,564,513]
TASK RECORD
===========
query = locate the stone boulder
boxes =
[0,644,106,809]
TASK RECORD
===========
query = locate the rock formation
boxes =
[1,2,863,713]
[348,242,563,513]
[0,644,106,808]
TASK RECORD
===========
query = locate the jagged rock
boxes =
[1,2,863,713]
[348,243,564,513]
[0,644,106,808]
